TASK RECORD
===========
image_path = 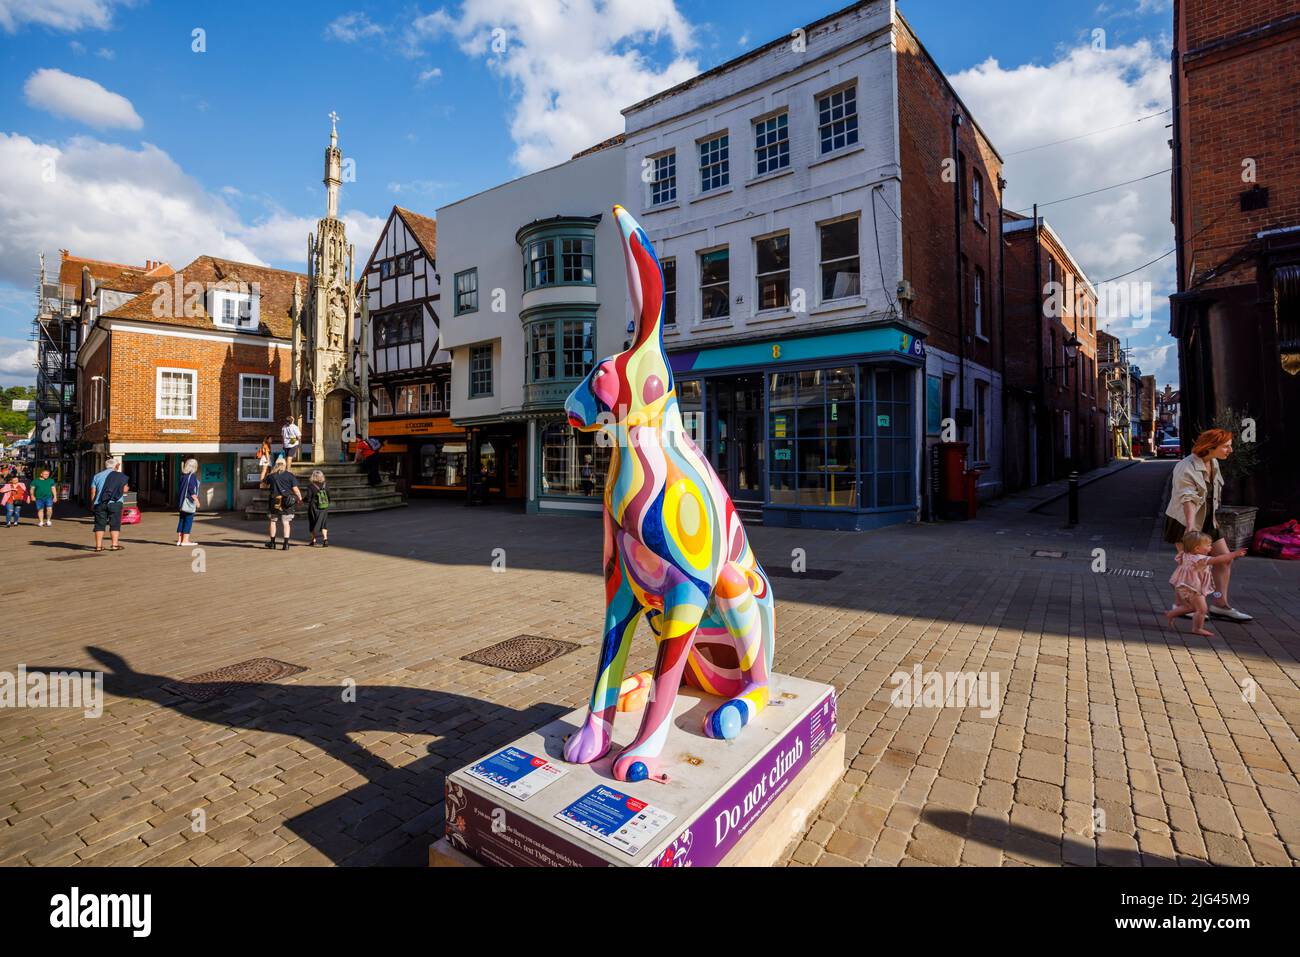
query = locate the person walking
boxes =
[280,417,302,467]
[1,472,30,526]
[90,456,130,552]
[176,458,201,546]
[257,435,275,484]
[265,459,302,550]
[31,468,57,526]
[1163,427,1253,622]
[307,469,330,547]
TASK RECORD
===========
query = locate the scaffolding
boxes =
[31,255,80,485]
[1098,336,1133,459]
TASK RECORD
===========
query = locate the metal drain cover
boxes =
[462,635,580,673]
[162,657,307,702]
[1107,568,1154,578]
[766,567,843,580]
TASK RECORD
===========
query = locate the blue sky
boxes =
[0,0,1177,387]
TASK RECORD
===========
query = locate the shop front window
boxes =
[540,422,611,497]
[418,441,467,488]
[861,366,915,508]
[768,367,858,507]
[678,378,703,444]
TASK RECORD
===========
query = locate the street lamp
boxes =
[1044,333,1083,467]
[1044,334,1081,379]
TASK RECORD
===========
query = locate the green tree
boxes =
[1,386,37,436]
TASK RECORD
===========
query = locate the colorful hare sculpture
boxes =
[562,205,776,783]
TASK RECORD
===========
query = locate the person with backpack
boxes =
[354,434,383,486]
[175,457,201,547]
[89,456,130,552]
[1,473,30,527]
[307,469,330,547]
[265,459,302,550]
[280,416,302,467]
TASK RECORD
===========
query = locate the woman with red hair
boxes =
[1162,428,1252,622]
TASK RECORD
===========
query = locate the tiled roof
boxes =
[57,253,174,295]
[571,133,625,159]
[395,206,437,257]
[103,256,308,339]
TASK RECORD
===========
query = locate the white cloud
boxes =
[237,207,386,267]
[0,0,131,33]
[0,132,387,324]
[418,67,443,83]
[409,0,699,171]
[325,11,385,42]
[0,340,35,374]
[950,39,1179,385]
[0,133,259,289]
[95,47,114,59]
[23,69,143,130]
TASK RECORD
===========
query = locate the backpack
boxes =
[367,437,382,452]
[315,486,330,510]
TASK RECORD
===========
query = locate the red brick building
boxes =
[78,256,307,510]
[1170,0,1300,520]
[896,16,1007,498]
[1002,214,1107,486]
[35,252,174,488]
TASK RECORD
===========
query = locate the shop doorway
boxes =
[709,374,764,504]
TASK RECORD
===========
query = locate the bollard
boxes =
[1067,471,1079,527]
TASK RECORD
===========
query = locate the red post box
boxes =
[938,442,968,505]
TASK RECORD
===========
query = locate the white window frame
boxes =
[238,373,274,422]
[155,367,197,420]
[972,172,983,222]
[973,267,984,338]
[698,133,730,193]
[648,151,677,206]
[817,215,861,303]
[753,111,790,176]
[816,84,860,156]
[210,289,259,331]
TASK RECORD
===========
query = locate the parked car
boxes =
[1157,435,1182,459]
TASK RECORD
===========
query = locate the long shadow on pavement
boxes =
[28,647,568,866]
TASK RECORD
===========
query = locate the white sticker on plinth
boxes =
[465,746,567,801]
[554,785,676,857]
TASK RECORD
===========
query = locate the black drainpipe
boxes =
[951,111,966,442]
[998,174,1008,484]
[1033,203,1043,484]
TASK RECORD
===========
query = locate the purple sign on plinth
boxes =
[652,686,837,867]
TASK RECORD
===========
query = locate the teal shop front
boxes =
[669,323,926,531]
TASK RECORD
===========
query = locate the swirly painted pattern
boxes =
[562,205,776,783]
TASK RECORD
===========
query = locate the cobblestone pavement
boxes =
[2,459,1297,866]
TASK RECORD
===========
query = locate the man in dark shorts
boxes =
[90,456,130,552]
[265,460,303,550]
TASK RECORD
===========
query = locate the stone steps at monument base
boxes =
[242,497,407,518]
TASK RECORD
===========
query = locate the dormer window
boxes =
[211,288,258,330]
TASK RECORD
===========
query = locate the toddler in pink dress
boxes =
[1164,532,1246,636]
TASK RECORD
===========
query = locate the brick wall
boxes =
[104,328,291,444]
[1004,224,1108,473]
[1177,3,1300,289]
[79,332,109,444]
[896,18,1003,370]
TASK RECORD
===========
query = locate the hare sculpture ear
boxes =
[612,205,664,352]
